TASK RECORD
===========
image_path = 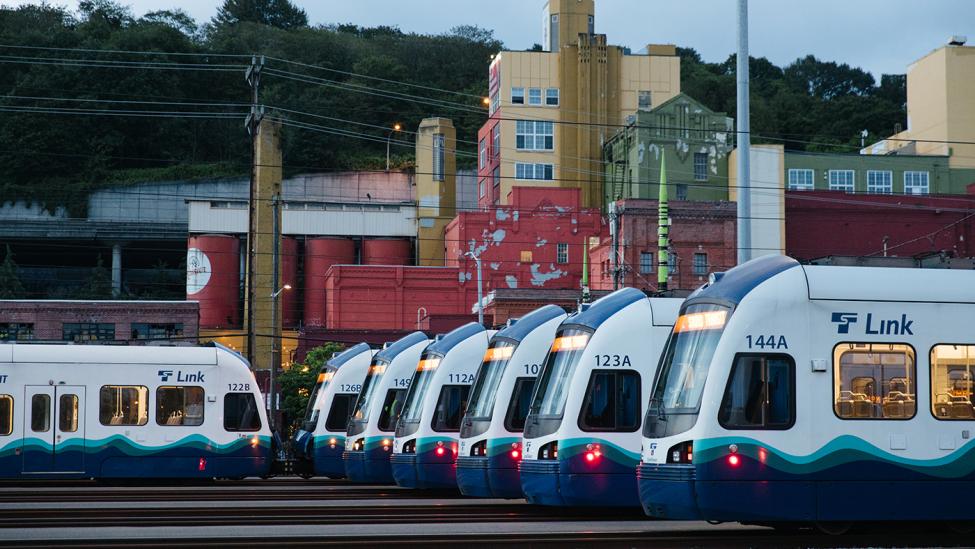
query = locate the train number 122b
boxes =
[746,335,788,350]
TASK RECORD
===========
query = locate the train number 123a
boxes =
[595,355,631,367]
[746,335,788,350]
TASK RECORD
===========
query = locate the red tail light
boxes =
[198,457,207,471]
[727,454,740,467]
[584,443,602,464]
[435,447,446,456]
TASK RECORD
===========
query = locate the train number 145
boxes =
[746,335,788,350]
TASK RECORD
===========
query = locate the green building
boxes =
[783,151,975,195]
[603,93,734,204]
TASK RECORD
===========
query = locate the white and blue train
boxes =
[457,305,568,498]
[291,342,373,478]
[520,288,681,506]
[638,255,975,530]
[344,332,430,483]
[0,343,271,479]
[391,322,493,489]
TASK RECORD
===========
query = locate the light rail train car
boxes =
[0,343,270,479]
[344,332,430,483]
[391,323,493,489]
[292,342,373,478]
[638,254,975,532]
[457,305,568,498]
[520,289,681,506]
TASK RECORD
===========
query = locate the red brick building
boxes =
[590,200,737,292]
[0,300,199,343]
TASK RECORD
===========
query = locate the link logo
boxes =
[0,374,7,383]
[831,313,858,334]
[648,442,658,457]
[158,370,174,382]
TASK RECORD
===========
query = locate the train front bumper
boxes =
[456,456,491,497]
[390,453,417,488]
[344,444,394,484]
[312,435,346,478]
[637,462,701,519]
[521,458,640,507]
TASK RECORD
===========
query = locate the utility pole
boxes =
[244,55,264,366]
[608,201,620,290]
[581,238,591,304]
[658,151,669,292]
[736,0,751,265]
[465,251,484,325]
[269,193,281,431]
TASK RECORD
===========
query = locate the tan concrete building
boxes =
[415,117,458,266]
[864,39,975,170]
[477,0,681,209]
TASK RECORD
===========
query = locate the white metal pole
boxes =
[475,255,483,326]
[736,0,752,264]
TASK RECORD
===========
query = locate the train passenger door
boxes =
[22,386,86,474]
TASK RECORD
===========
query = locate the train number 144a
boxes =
[746,335,788,350]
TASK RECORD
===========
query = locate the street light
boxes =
[386,123,402,172]
[268,283,291,432]
[464,250,483,326]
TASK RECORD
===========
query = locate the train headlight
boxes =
[666,441,694,464]
[382,438,392,451]
[329,437,338,449]
[250,436,259,448]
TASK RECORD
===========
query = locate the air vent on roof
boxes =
[949,35,967,46]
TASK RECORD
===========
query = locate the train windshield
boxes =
[466,340,517,419]
[399,353,442,424]
[348,359,387,435]
[644,303,728,437]
[303,368,334,428]
[530,328,591,417]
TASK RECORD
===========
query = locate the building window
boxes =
[667,253,678,274]
[479,178,486,198]
[0,323,33,341]
[546,88,559,106]
[640,252,653,274]
[515,162,554,180]
[63,323,114,342]
[866,170,893,194]
[556,243,568,264]
[549,14,559,51]
[788,169,814,191]
[828,170,855,192]
[719,355,795,429]
[156,386,205,426]
[433,133,445,182]
[528,87,542,105]
[224,392,262,431]
[492,166,501,204]
[904,171,930,195]
[588,14,594,34]
[478,138,486,170]
[693,152,708,181]
[833,343,916,420]
[511,87,525,105]
[99,385,149,426]
[693,253,708,276]
[516,120,554,151]
[131,323,183,341]
[491,124,500,159]
[520,251,533,263]
[638,91,652,111]
[931,344,975,420]
[676,184,688,201]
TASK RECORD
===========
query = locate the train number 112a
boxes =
[746,335,788,350]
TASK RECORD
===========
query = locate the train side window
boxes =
[504,377,537,432]
[58,394,79,433]
[156,387,205,426]
[0,395,11,436]
[325,394,357,432]
[719,355,795,430]
[930,344,975,420]
[377,389,406,432]
[431,385,471,432]
[31,394,50,432]
[99,386,149,426]
[579,370,641,432]
[833,343,916,420]
[224,393,262,431]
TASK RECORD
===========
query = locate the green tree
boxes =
[73,255,113,299]
[278,342,345,437]
[211,0,307,30]
[0,245,26,299]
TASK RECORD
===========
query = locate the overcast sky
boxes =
[4,0,973,77]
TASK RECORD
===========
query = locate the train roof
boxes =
[374,331,428,363]
[423,322,484,357]
[0,343,219,365]
[563,287,645,331]
[688,254,799,306]
[493,304,566,343]
[803,263,975,303]
[326,342,372,370]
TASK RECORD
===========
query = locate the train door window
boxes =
[0,395,11,435]
[431,385,471,432]
[833,343,916,420]
[156,387,205,426]
[378,389,407,432]
[99,386,148,426]
[58,394,78,433]
[719,355,795,429]
[504,378,537,432]
[223,393,262,431]
[31,394,50,432]
[325,394,357,432]
[579,370,641,432]
[930,344,975,420]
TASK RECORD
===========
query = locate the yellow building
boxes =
[864,39,975,170]
[477,0,681,208]
[415,117,458,266]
